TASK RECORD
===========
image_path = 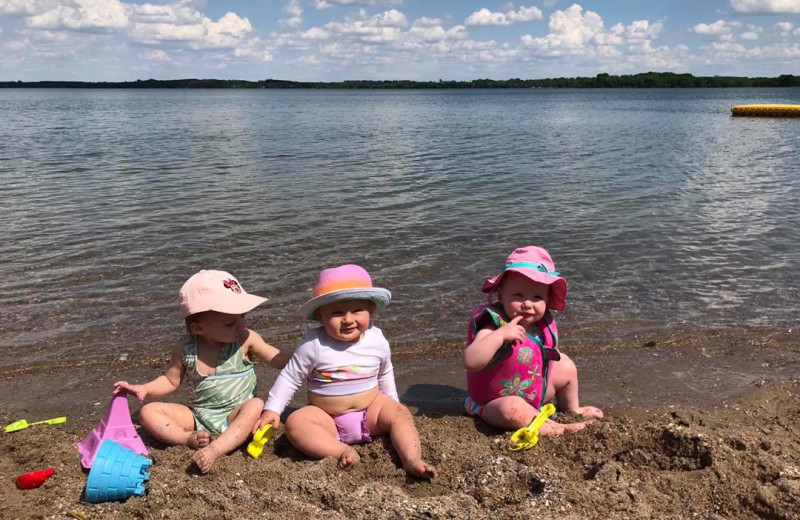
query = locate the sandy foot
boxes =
[576,405,604,419]
[187,431,211,450]
[403,460,437,479]
[337,446,360,470]
[192,444,223,473]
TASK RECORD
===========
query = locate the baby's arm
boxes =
[253,338,315,432]
[463,315,525,371]
[113,345,185,401]
[243,329,293,369]
[376,334,399,402]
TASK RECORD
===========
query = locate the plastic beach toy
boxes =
[247,424,274,458]
[16,468,55,490]
[76,393,148,469]
[84,440,152,503]
[509,403,556,451]
[5,417,67,433]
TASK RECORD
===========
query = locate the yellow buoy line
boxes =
[731,104,800,117]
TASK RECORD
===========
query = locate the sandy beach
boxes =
[1,326,799,519]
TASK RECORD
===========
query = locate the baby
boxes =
[464,246,603,435]
[114,270,291,473]
[255,264,435,478]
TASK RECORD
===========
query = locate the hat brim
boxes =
[482,269,567,311]
[298,288,391,321]
[184,293,267,317]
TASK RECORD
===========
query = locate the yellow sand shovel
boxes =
[247,424,274,458]
[4,416,67,433]
[509,404,555,451]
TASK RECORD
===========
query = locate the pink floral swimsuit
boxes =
[465,304,561,414]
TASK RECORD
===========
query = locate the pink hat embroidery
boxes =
[482,246,568,311]
[298,264,391,321]
[179,270,267,317]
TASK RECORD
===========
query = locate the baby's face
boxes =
[316,299,373,343]
[498,272,549,328]
[192,311,247,344]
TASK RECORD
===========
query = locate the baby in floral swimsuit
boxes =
[463,246,603,436]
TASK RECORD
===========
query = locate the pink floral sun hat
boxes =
[482,246,568,311]
[298,264,392,321]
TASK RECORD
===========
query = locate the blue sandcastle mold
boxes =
[85,440,152,503]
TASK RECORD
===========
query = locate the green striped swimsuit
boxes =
[182,336,258,434]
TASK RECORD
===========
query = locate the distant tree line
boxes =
[1,72,799,89]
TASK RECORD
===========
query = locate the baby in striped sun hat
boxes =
[255,264,436,479]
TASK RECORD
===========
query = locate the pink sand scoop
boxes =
[76,393,149,469]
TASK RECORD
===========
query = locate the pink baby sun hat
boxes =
[298,264,392,321]
[482,246,568,311]
[179,270,267,317]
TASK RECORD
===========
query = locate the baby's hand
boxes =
[497,315,526,344]
[113,381,147,402]
[253,410,281,434]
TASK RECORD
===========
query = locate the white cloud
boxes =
[730,0,800,14]
[740,31,760,39]
[406,24,446,42]
[0,0,57,17]
[300,26,332,40]
[280,0,302,28]
[446,24,468,40]
[5,38,28,51]
[294,54,319,65]
[322,9,407,44]
[26,0,129,30]
[465,6,543,27]
[691,19,742,36]
[774,21,794,30]
[413,17,441,28]
[312,0,402,8]
[520,4,604,54]
[143,49,170,62]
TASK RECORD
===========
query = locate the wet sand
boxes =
[1,326,799,519]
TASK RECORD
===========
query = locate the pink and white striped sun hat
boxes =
[482,246,568,311]
[298,264,392,320]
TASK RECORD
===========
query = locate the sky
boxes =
[1,0,800,82]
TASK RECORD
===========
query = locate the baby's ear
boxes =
[188,321,204,335]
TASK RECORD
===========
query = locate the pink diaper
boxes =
[333,409,372,445]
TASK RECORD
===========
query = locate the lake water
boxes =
[1,88,799,367]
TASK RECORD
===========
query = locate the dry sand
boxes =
[1,326,799,520]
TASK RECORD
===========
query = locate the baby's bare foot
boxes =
[192,445,222,474]
[187,431,211,450]
[576,405,604,419]
[539,419,593,437]
[337,446,360,470]
[403,460,436,479]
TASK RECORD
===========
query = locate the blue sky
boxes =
[1,0,799,81]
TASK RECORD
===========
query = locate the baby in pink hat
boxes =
[113,270,292,473]
[254,264,436,479]
[463,246,603,436]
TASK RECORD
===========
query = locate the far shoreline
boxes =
[2,72,799,89]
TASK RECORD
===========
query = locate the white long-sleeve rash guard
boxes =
[264,325,399,416]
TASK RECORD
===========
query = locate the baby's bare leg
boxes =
[193,398,264,473]
[545,354,603,420]
[367,394,436,479]
[480,395,537,430]
[139,402,206,447]
[284,405,357,468]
